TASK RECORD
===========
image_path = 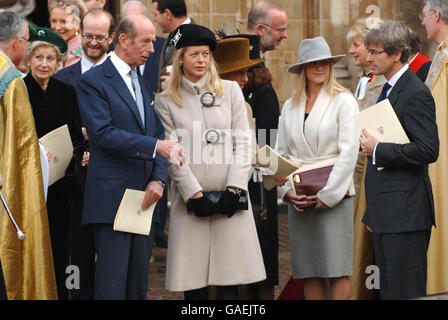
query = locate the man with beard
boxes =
[55,8,114,86]
[54,8,114,300]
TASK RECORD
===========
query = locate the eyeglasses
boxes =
[367,49,386,56]
[261,23,288,34]
[19,36,29,42]
[419,10,434,22]
[82,34,109,43]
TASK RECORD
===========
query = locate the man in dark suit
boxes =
[151,0,193,92]
[55,8,114,87]
[360,21,439,300]
[54,8,114,300]
[77,14,184,300]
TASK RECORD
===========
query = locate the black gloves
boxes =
[186,196,216,218]
[217,189,241,218]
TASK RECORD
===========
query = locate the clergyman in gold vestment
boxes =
[421,0,448,296]
[0,49,57,299]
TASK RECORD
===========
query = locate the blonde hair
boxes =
[48,0,88,30]
[347,17,384,42]
[160,47,224,107]
[291,63,351,105]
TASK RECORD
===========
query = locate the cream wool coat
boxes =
[155,75,266,292]
[277,89,360,207]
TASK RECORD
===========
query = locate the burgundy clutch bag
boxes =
[292,165,334,207]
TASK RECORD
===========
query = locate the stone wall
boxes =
[117,0,437,107]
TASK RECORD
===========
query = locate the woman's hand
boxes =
[82,127,89,141]
[81,151,89,167]
[284,189,309,213]
[306,195,329,210]
[191,191,204,199]
[274,176,289,186]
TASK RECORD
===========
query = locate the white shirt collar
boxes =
[81,54,108,74]
[110,51,132,78]
[386,64,409,89]
[182,17,192,25]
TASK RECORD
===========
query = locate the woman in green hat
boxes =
[23,30,87,299]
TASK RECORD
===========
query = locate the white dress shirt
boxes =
[81,54,108,74]
[110,51,136,100]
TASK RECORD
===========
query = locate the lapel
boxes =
[103,58,145,132]
[71,60,82,79]
[140,77,154,135]
[387,68,413,108]
[303,88,331,155]
[288,96,314,157]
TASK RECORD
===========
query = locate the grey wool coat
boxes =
[155,75,266,292]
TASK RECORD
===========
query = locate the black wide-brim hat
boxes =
[171,24,217,51]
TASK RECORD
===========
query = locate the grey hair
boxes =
[425,0,448,24]
[247,0,285,31]
[24,41,66,67]
[121,1,149,17]
[0,11,26,43]
[364,20,411,63]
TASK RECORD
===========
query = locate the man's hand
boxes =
[156,140,186,169]
[360,129,379,157]
[141,180,164,210]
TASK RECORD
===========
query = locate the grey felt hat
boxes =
[287,36,345,74]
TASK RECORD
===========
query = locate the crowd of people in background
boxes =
[0,0,448,301]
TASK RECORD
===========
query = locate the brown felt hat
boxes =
[213,38,265,75]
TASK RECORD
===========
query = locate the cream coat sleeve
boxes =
[154,96,203,202]
[226,81,252,190]
[276,99,302,200]
[317,93,360,207]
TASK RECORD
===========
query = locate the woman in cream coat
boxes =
[155,24,266,300]
[276,37,359,300]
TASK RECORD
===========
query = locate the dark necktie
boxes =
[377,82,392,103]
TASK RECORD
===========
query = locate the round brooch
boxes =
[200,92,215,107]
[205,129,220,144]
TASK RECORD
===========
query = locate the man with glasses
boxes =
[54,8,114,300]
[55,8,114,87]
[247,0,288,55]
[0,11,57,299]
[240,0,287,300]
[420,0,448,297]
[360,21,439,300]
